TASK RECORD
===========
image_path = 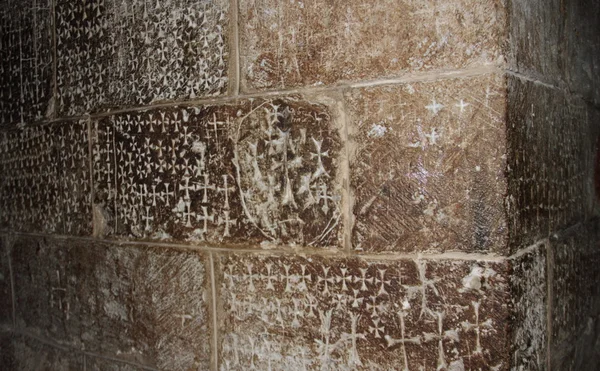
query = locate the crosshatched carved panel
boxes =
[0,0,53,126]
[347,74,507,253]
[56,0,229,116]
[218,254,511,370]
[0,122,91,235]
[92,97,342,247]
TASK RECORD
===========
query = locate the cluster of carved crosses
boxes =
[56,0,228,116]
[220,256,506,371]
[93,100,341,245]
[0,123,90,234]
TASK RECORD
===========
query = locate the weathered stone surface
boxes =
[0,0,53,126]
[56,0,230,116]
[0,236,12,324]
[11,236,211,370]
[0,333,85,371]
[509,0,600,105]
[506,76,596,251]
[0,121,91,235]
[218,254,511,370]
[510,243,547,371]
[347,74,506,253]
[550,219,600,369]
[86,356,149,371]
[240,0,506,91]
[93,97,343,247]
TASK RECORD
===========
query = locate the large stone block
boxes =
[0,0,53,126]
[347,74,507,253]
[56,0,230,116]
[0,236,12,324]
[240,0,506,91]
[0,333,85,371]
[217,253,511,370]
[92,96,343,247]
[11,236,211,370]
[506,76,595,251]
[510,243,547,371]
[0,121,91,235]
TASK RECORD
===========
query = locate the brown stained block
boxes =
[0,121,91,235]
[0,236,12,324]
[92,96,343,247]
[0,0,53,126]
[217,254,511,370]
[551,219,600,364]
[510,243,547,371]
[506,76,595,251]
[347,74,507,253]
[0,334,84,371]
[56,0,230,117]
[11,236,211,370]
[240,0,506,91]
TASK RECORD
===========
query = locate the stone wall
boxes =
[0,0,598,370]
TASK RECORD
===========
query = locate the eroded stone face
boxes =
[218,254,511,370]
[11,236,211,370]
[86,357,146,371]
[240,0,506,90]
[506,76,595,251]
[0,121,91,235]
[56,0,229,116]
[510,243,547,371]
[0,334,85,371]
[347,74,507,253]
[92,97,343,247]
[0,0,53,126]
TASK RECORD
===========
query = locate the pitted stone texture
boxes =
[56,0,229,116]
[11,236,211,370]
[0,236,12,324]
[240,0,506,91]
[87,357,148,371]
[347,74,506,253]
[550,219,600,369]
[510,243,547,371]
[92,97,342,247]
[0,0,53,126]
[506,76,595,251]
[218,254,511,370]
[0,122,91,235]
[0,334,85,371]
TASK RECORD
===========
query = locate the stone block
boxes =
[510,242,547,371]
[0,0,53,126]
[92,96,343,247]
[0,236,12,324]
[86,356,149,371]
[347,74,507,253]
[0,121,91,235]
[11,236,211,370]
[506,76,594,251]
[56,0,230,116]
[217,253,511,370]
[0,333,84,371]
[240,0,506,91]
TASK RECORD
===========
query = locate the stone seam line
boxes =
[230,0,241,96]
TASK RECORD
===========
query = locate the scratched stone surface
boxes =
[0,121,91,235]
[240,0,506,91]
[11,236,211,370]
[510,243,547,371]
[0,333,85,371]
[92,97,343,247]
[0,236,11,324]
[0,0,53,126]
[218,254,511,370]
[347,74,507,253]
[87,357,148,371]
[550,219,600,369]
[506,76,597,251]
[56,0,229,117]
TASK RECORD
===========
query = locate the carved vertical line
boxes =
[112,120,118,234]
[209,252,219,371]
[546,240,554,370]
[230,0,241,95]
[50,0,57,120]
[86,118,94,235]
